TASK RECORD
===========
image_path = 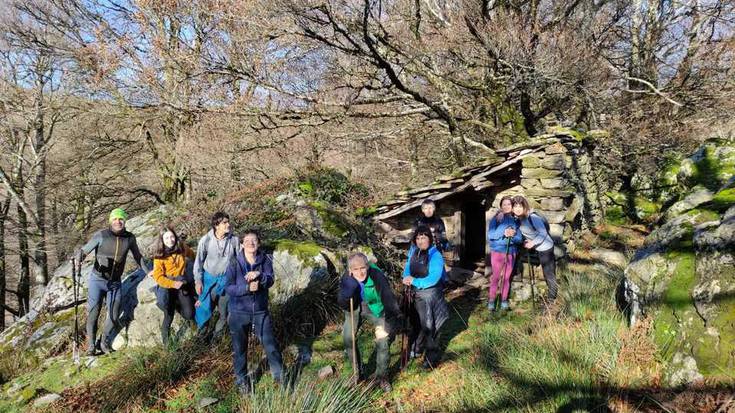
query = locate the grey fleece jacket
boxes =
[193,229,239,282]
[78,228,150,282]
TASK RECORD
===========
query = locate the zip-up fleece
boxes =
[193,229,239,282]
[337,265,401,320]
[78,228,149,282]
[224,249,274,314]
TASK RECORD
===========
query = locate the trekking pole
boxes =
[248,269,259,384]
[400,285,410,369]
[349,297,358,381]
[495,237,511,311]
[70,258,80,365]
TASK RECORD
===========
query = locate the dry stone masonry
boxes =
[374,128,608,261]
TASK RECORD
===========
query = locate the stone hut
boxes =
[373,129,607,276]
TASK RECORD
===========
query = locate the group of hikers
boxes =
[73,194,557,396]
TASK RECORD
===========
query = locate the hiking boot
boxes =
[500,301,510,311]
[540,298,558,315]
[377,378,392,393]
[86,347,97,357]
[487,302,497,312]
[100,340,115,355]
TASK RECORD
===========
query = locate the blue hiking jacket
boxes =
[487,213,523,254]
[402,245,446,289]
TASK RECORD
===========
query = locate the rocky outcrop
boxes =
[113,239,338,349]
[0,198,364,356]
[0,210,160,358]
[622,138,735,386]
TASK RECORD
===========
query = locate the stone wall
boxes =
[374,130,608,261]
[491,137,605,256]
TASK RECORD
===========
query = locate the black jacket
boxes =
[412,216,448,251]
[78,228,149,281]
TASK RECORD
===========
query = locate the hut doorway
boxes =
[460,196,487,270]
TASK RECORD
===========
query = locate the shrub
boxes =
[296,168,368,207]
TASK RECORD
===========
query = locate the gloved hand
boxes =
[339,275,362,310]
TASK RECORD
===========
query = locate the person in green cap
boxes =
[75,208,150,355]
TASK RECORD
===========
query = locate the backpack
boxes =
[200,231,238,261]
[528,212,551,234]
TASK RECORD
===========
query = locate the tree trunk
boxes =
[50,198,64,263]
[17,202,31,316]
[0,199,8,331]
[628,0,644,90]
[33,82,49,285]
[619,172,641,224]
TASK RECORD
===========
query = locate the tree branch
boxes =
[1,304,20,317]
[625,76,684,107]
[0,167,41,229]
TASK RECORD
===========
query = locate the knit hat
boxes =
[109,208,128,223]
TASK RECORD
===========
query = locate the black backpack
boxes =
[527,212,551,234]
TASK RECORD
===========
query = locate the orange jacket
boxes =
[151,246,195,289]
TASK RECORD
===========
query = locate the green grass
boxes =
[0,351,129,412]
[271,259,661,413]
[3,253,697,412]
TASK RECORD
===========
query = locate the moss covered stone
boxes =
[545,126,586,142]
[634,197,661,221]
[308,201,350,238]
[355,206,377,217]
[521,168,563,179]
[522,156,542,168]
[662,251,696,310]
[686,208,720,224]
[274,239,323,267]
[711,188,735,212]
[679,139,735,191]
[604,191,661,223]
[605,205,627,225]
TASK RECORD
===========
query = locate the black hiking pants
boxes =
[160,287,195,345]
[87,273,122,350]
[537,248,558,300]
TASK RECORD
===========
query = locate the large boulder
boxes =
[655,137,735,205]
[0,206,345,354]
[621,138,735,386]
[622,200,735,386]
[112,239,338,349]
[0,209,160,358]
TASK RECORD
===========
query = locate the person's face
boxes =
[110,218,125,232]
[215,218,230,234]
[162,231,176,248]
[421,204,435,218]
[242,234,259,254]
[500,199,513,214]
[512,203,525,217]
[349,260,368,282]
[416,234,431,250]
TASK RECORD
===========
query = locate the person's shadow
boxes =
[107,267,149,344]
[385,286,481,378]
[437,287,481,362]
